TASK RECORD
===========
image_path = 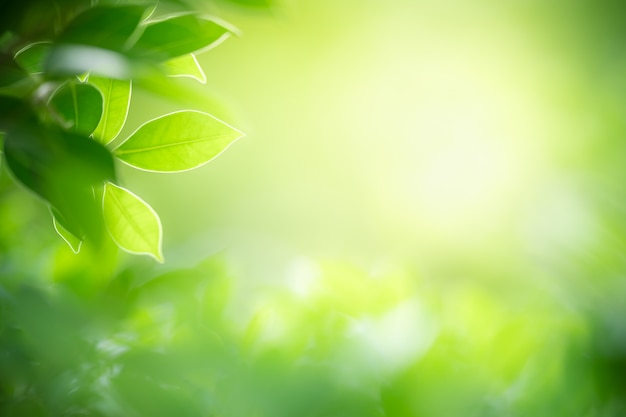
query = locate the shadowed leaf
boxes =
[49,81,103,136]
[14,42,52,74]
[3,123,115,238]
[129,14,232,61]
[58,5,149,52]
[0,52,29,87]
[51,207,83,253]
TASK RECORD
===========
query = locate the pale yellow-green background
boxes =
[123,0,613,275]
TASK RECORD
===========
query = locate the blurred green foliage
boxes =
[3,0,626,416]
[0,234,623,416]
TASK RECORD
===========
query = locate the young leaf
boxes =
[162,53,206,83]
[89,77,132,144]
[58,5,149,52]
[51,208,83,253]
[114,110,243,172]
[102,182,163,262]
[14,41,52,74]
[128,14,232,61]
[49,81,103,136]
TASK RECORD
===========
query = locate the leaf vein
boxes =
[107,187,152,249]
[116,133,235,155]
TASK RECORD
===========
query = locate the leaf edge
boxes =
[112,109,244,173]
[102,181,164,263]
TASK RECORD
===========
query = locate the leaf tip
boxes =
[51,211,83,254]
[153,251,165,263]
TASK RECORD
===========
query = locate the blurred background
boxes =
[2,0,626,415]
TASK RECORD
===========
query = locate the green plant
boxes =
[0,0,246,262]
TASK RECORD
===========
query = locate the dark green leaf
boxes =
[58,5,149,52]
[51,207,83,253]
[14,42,51,74]
[48,81,103,136]
[128,14,232,61]
[0,0,91,40]
[0,96,31,132]
[3,123,115,238]
[0,52,29,88]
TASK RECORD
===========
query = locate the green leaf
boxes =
[162,53,206,83]
[0,52,29,87]
[14,42,52,74]
[58,5,149,52]
[114,110,243,172]
[89,77,132,144]
[51,207,83,253]
[102,182,163,262]
[49,81,103,136]
[129,14,232,61]
[3,123,115,238]
[0,0,91,41]
[0,96,31,131]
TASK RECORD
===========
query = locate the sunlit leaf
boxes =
[14,42,52,74]
[51,207,83,253]
[129,14,232,61]
[58,5,149,52]
[162,53,206,84]
[90,77,132,144]
[0,51,36,98]
[114,110,243,172]
[103,182,163,262]
[49,81,103,136]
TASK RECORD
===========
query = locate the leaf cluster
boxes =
[0,0,246,261]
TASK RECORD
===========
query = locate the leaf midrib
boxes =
[115,133,236,155]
